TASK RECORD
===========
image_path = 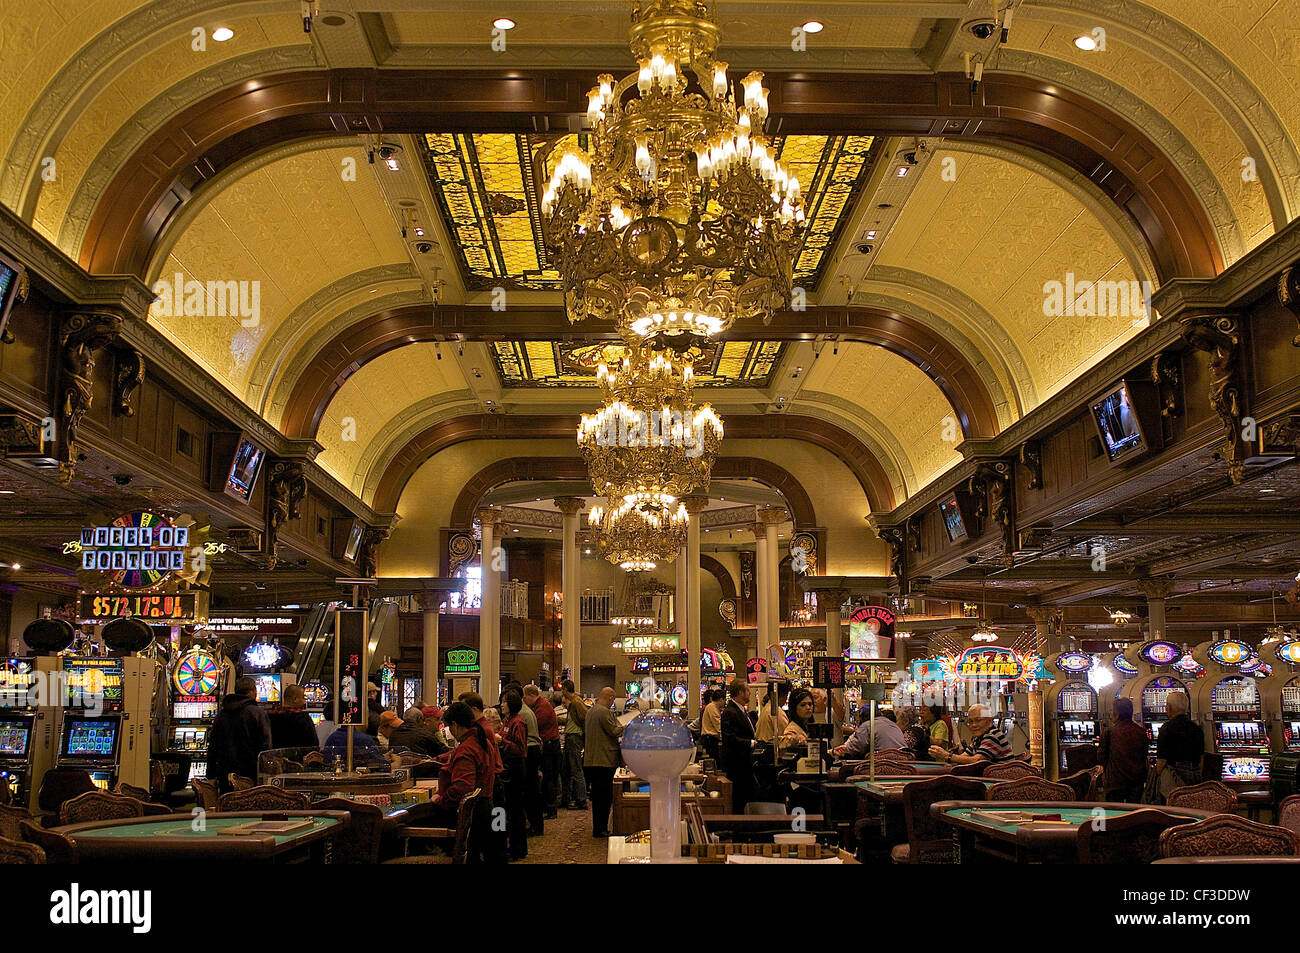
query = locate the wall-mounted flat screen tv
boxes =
[225,436,265,502]
[939,496,967,541]
[0,250,26,343]
[344,521,364,562]
[1090,380,1160,465]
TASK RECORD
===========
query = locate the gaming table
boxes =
[54,810,349,863]
[933,800,1214,863]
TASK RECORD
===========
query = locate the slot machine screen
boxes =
[0,720,31,755]
[187,762,208,782]
[62,719,118,757]
[253,674,281,704]
[1221,756,1269,783]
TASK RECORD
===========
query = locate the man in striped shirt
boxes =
[928,704,1015,765]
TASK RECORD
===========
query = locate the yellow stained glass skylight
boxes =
[493,340,785,388]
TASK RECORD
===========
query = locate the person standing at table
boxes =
[560,681,588,811]
[755,682,790,742]
[700,689,725,762]
[208,676,272,791]
[720,678,756,813]
[583,687,625,838]
[1154,691,1204,799]
[268,683,319,750]
[497,690,530,860]
[524,685,562,820]
[1097,696,1148,802]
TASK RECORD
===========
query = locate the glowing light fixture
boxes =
[212,27,234,41]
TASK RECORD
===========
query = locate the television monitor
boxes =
[939,496,967,541]
[344,521,364,562]
[61,718,119,758]
[224,435,265,502]
[252,673,281,704]
[1090,381,1159,464]
[0,721,31,756]
[0,250,24,343]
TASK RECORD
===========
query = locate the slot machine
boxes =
[162,645,224,784]
[0,658,39,805]
[1097,650,1138,721]
[54,656,153,790]
[1043,650,1099,778]
[1261,637,1300,753]
[1119,639,1191,765]
[1190,636,1270,788]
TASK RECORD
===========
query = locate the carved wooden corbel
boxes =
[1149,350,1182,442]
[1180,313,1246,484]
[1278,265,1300,346]
[1017,440,1043,490]
[57,312,122,484]
[971,460,1014,567]
[264,460,308,568]
[906,518,921,553]
[877,525,905,582]
[357,526,390,579]
[112,346,146,417]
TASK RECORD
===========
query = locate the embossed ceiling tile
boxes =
[30,14,301,229]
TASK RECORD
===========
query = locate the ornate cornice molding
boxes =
[1153,216,1300,320]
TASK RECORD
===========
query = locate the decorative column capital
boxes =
[416,590,444,613]
[476,507,504,534]
[553,496,585,518]
[820,588,851,611]
[750,521,767,542]
[756,505,786,526]
[683,495,709,516]
[1137,577,1177,601]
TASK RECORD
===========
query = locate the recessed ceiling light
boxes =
[1074,33,1098,51]
[802,20,824,34]
[494,17,516,30]
[212,27,234,42]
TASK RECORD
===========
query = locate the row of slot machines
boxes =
[0,656,153,808]
[1042,636,1300,783]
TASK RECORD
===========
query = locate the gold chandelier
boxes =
[588,496,688,571]
[542,0,805,346]
[577,345,723,501]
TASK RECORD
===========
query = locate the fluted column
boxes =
[418,589,442,702]
[477,509,503,704]
[1138,579,1176,642]
[554,497,584,681]
[675,545,688,634]
[684,497,708,719]
[758,506,784,650]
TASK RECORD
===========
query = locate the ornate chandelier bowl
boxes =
[541,0,805,339]
[588,496,688,570]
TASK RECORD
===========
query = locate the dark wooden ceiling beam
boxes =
[277,302,1002,439]
[78,69,1219,282]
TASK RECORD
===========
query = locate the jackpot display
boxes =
[78,513,189,588]
[80,592,201,621]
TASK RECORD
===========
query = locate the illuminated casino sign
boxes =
[950,646,1025,681]
[443,646,480,675]
[1056,651,1092,674]
[1279,641,1300,666]
[172,649,220,697]
[79,592,203,622]
[1222,756,1269,782]
[1113,655,1139,677]
[910,658,945,683]
[75,512,190,588]
[745,657,769,684]
[622,634,680,654]
[0,659,36,707]
[1208,639,1250,667]
[1139,641,1181,666]
[1174,653,1205,678]
[847,605,894,660]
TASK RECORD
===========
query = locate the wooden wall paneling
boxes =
[1250,297,1300,407]
[0,292,54,402]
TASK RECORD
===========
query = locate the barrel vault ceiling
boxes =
[2,0,1299,581]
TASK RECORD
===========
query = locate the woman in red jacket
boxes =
[497,690,529,860]
[428,702,497,825]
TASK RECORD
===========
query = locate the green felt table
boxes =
[55,811,348,863]
[931,800,1214,863]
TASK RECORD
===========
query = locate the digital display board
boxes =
[62,719,118,757]
[812,654,845,689]
[80,592,200,622]
[621,634,680,654]
[62,658,124,710]
[77,512,189,588]
[334,608,367,727]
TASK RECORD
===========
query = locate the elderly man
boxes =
[583,687,625,838]
[929,704,1014,765]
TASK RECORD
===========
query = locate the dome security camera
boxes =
[415,241,434,254]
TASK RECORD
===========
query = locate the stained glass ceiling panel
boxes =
[422,133,875,292]
[493,340,785,388]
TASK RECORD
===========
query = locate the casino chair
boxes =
[0,802,32,840]
[228,774,255,791]
[316,796,385,863]
[985,777,1076,802]
[387,788,492,864]
[1077,809,1197,864]
[1063,744,1100,774]
[36,768,98,824]
[849,761,918,778]
[217,785,310,813]
[1277,794,1300,837]
[893,775,991,864]
[949,762,988,777]
[982,761,1042,781]
[1164,780,1237,813]
[20,820,78,864]
[0,835,45,864]
[59,790,145,826]
[190,778,220,812]
[1158,814,1300,860]
[1059,766,1104,802]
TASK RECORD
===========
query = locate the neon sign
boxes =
[1208,640,1250,667]
[1140,641,1180,666]
[946,646,1026,681]
[1056,651,1092,674]
[1113,655,1139,677]
[622,634,680,654]
[1279,642,1300,665]
[444,646,480,674]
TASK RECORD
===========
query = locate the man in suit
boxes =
[582,687,625,838]
[720,677,756,813]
